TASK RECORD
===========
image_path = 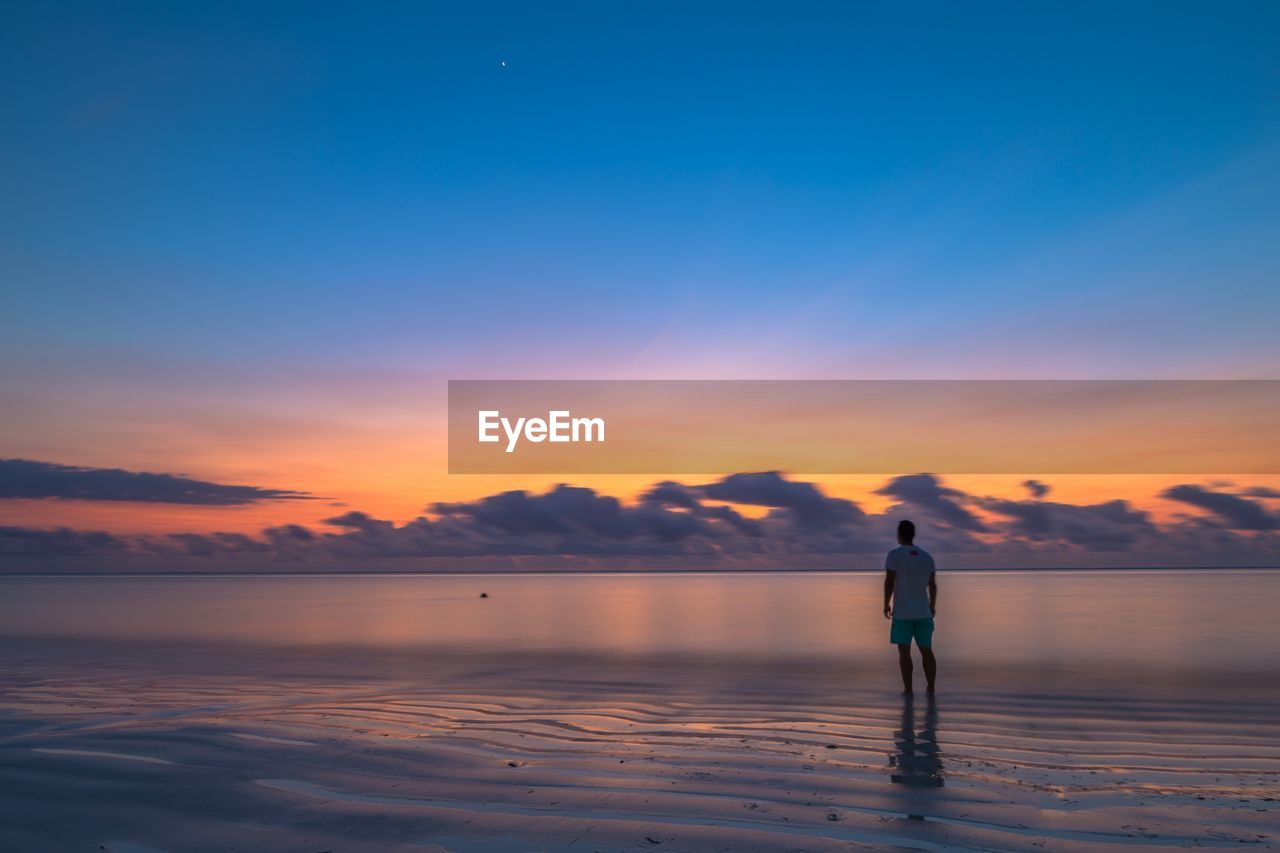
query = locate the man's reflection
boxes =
[889,694,943,788]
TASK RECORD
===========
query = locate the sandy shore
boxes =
[1,639,1277,851]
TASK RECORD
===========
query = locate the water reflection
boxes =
[0,572,1270,675]
[889,695,944,790]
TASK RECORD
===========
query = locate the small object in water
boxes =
[479,592,488,598]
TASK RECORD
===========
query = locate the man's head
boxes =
[897,519,916,545]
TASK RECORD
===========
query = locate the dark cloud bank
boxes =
[2,463,1278,572]
[0,459,313,505]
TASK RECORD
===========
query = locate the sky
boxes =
[2,2,1279,569]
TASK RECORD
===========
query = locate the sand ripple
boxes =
[2,652,1277,851]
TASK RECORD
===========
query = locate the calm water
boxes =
[1,570,1275,681]
[3,570,1278,851]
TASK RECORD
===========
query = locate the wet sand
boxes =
[2,638,1277,852]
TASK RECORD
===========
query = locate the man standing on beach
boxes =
[883,520,938,695]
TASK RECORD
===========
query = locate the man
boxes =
[883,519,937,695]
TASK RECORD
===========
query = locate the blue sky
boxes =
[2,2,1280,565]
[4,1,1278,380]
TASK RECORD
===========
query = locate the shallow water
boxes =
[3,569,1278,659]
[1,570,1276,683]
[2,571,1277,851]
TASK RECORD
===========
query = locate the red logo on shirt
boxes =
[910,550,918,555]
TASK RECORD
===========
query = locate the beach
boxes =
[2,571,1277,851]
[8,3,1279,848]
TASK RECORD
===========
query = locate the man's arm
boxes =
[883,569,895,619]
[928,571,937,616]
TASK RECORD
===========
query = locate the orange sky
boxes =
[6,466,1277,537]
[4,372,1278,538]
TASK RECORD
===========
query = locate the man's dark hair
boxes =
[898,519,915,542]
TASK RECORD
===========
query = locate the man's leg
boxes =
[896,644,913,694]
[920,646,937,693]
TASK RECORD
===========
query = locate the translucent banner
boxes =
[447,380,1280,474]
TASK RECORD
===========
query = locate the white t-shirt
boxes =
[885,544,936,620]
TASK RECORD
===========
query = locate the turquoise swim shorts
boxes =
[890,617,934,647]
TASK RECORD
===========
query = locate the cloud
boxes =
[0,525,126,557]
[979,496,1155,551]
[641,480,703,510]
[264,524,316,543]
[169,532,271,557]
[324,511,397,535]
[1,472,1277,571]
[1241,487,1280,499]
[1161,484,1277,531]
[1022,479,1051,499]
[697,471,864,527]
[0,459,313,505]
[875,474,987,532]
[425,483,749,555]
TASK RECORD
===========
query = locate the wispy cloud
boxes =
[0,459,314,506]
